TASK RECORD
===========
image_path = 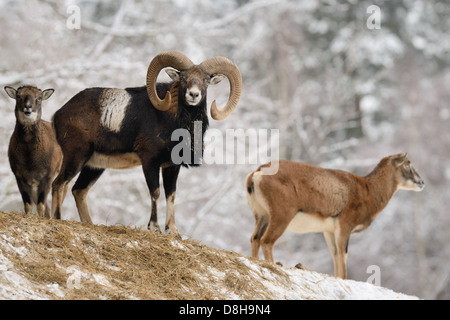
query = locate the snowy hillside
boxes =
[0,211,417,300]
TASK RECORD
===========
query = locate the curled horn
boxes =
[199,57,242,120]
[146,51,194,111]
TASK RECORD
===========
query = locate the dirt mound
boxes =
[0,211,286,299]
[0,211,418,300]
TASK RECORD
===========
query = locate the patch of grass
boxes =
[0,211,289,300]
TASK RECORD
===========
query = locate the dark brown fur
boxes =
[5,85,62,218]
[50,66,225,238]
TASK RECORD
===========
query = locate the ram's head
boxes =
[146,51,242,120]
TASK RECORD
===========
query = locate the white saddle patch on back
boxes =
[99,89,131,133]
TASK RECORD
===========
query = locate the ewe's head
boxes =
[4,86,54,126]
[146,51,242,120]
[391,153,425,192]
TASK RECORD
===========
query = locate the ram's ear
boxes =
[4,86,17,100]
[210,74,226,85]
[165,69,180,82]
[392,152,408,167]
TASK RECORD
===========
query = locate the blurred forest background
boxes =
[0,0,449,299]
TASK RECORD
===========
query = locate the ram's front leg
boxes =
[162,165,181,239]
[143,161,161,233]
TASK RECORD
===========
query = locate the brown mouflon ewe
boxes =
[5,85,62,218]
[245,153,424,279]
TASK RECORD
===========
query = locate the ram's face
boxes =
[166,66,225,106]
[147,51,241,119]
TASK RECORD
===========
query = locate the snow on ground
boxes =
[0,214,418,300]
[0,248,417,300]
[237,257,417,300]
[0,236,62,299]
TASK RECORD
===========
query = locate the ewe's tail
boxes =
[245,172,255,195]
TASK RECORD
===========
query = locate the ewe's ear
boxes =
[165,69,180,81]
[392,152,408,167]
[4,86,17,100]
[42,88,55,100]
[210,74,226,85]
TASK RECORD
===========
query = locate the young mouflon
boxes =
[5,85,62,218]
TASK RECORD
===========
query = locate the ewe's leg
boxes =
[260,210,291,263]
[334,231,350,279]
[324,232,339,277]
[250,213,269,259]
